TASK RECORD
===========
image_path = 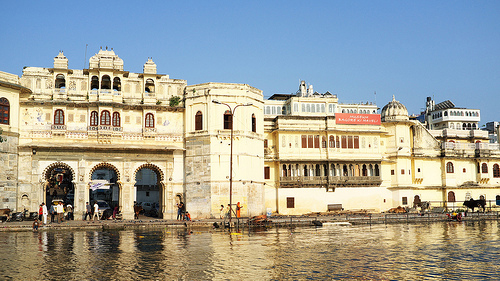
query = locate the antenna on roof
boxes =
[84,44,88,69]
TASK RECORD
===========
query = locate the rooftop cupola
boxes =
[88,47,124,70]
[381,95,409,122]
[143,57,157,74]
[53,51,68,69]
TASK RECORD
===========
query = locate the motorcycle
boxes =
[10,209,38,222]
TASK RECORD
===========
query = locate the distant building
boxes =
[485,122,499,143]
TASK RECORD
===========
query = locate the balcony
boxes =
[51,124,66,137]
[280,175,382,188]
[441,142,475,157]
[476,142,500,157]
[143,127,157,138]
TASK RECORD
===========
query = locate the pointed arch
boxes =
[89,162,121,182]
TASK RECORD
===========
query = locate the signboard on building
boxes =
[336,113,381,125]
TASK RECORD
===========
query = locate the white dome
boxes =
[381,95,408,122]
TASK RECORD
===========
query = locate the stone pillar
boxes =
[120,182,135,220]
[75,182,87,220]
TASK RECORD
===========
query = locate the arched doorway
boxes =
[43,162,75,211]
[89,163,120,219]
[134,164,164,218]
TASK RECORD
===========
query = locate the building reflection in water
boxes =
[1,222,500,280]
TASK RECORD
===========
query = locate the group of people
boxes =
[33,201,73,230]
[219,202,243,219]
[176,201,191,221]
[37,201,74,224]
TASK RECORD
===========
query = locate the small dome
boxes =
[381,95,408,122]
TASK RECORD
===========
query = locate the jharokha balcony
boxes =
[280,175,382,190]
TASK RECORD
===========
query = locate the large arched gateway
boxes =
[134,163,165,218]
[42,162,75,211]
[89,163,121,219]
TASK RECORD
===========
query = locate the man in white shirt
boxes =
[41,202,48,225]
[93,201,99,221]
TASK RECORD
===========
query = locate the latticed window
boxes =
[481,163,488,174]
[112,112,120,127]
[493,164,500,178]
[195,111,202,130]
[446,162,454,173]
[54,109,64,125]
[145,113,155,128]
[329,136,335,148]
[0,97,9,125]
[90,111,98,126]
[100,110,111,126]
[354,136,359,149]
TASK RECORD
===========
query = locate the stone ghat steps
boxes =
[2,212,499,232]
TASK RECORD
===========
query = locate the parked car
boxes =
[140,202,154,212]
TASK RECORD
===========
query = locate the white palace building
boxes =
[1,49,500,220]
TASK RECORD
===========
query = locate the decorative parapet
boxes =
[280,175,382,188]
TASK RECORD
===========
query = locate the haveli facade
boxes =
[1,49,500,220]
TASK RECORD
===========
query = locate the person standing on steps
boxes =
[85,202,92,220]
[93,201,99,221]
[41,203,48,225]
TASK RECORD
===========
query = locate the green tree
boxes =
[169,96,181,107]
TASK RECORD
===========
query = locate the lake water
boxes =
[1,221,500,280]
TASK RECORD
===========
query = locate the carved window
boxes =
[301,135,307,148]
[145,113,155,128]
[494,164,500,178]
[354,136,359,149]
[145,79,155,93]
[112,112,121,127]
[91,76,99,90]
[0,97,9,125]
[100,110,111,126]
[448,191,456,202]
[101,75,111,90]
[90,111,98,126]
[55,74,66,89]
[348,136,354,149]
[54,109,64,125]
[481,163,488,174]
[329,136,335,148]
[446,162,454,173]
[113,77,121,91]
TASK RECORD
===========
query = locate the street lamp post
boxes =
[212,99,252,228]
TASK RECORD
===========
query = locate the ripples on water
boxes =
[1,221,500,280]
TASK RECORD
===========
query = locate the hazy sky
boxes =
[2,1,499,124]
